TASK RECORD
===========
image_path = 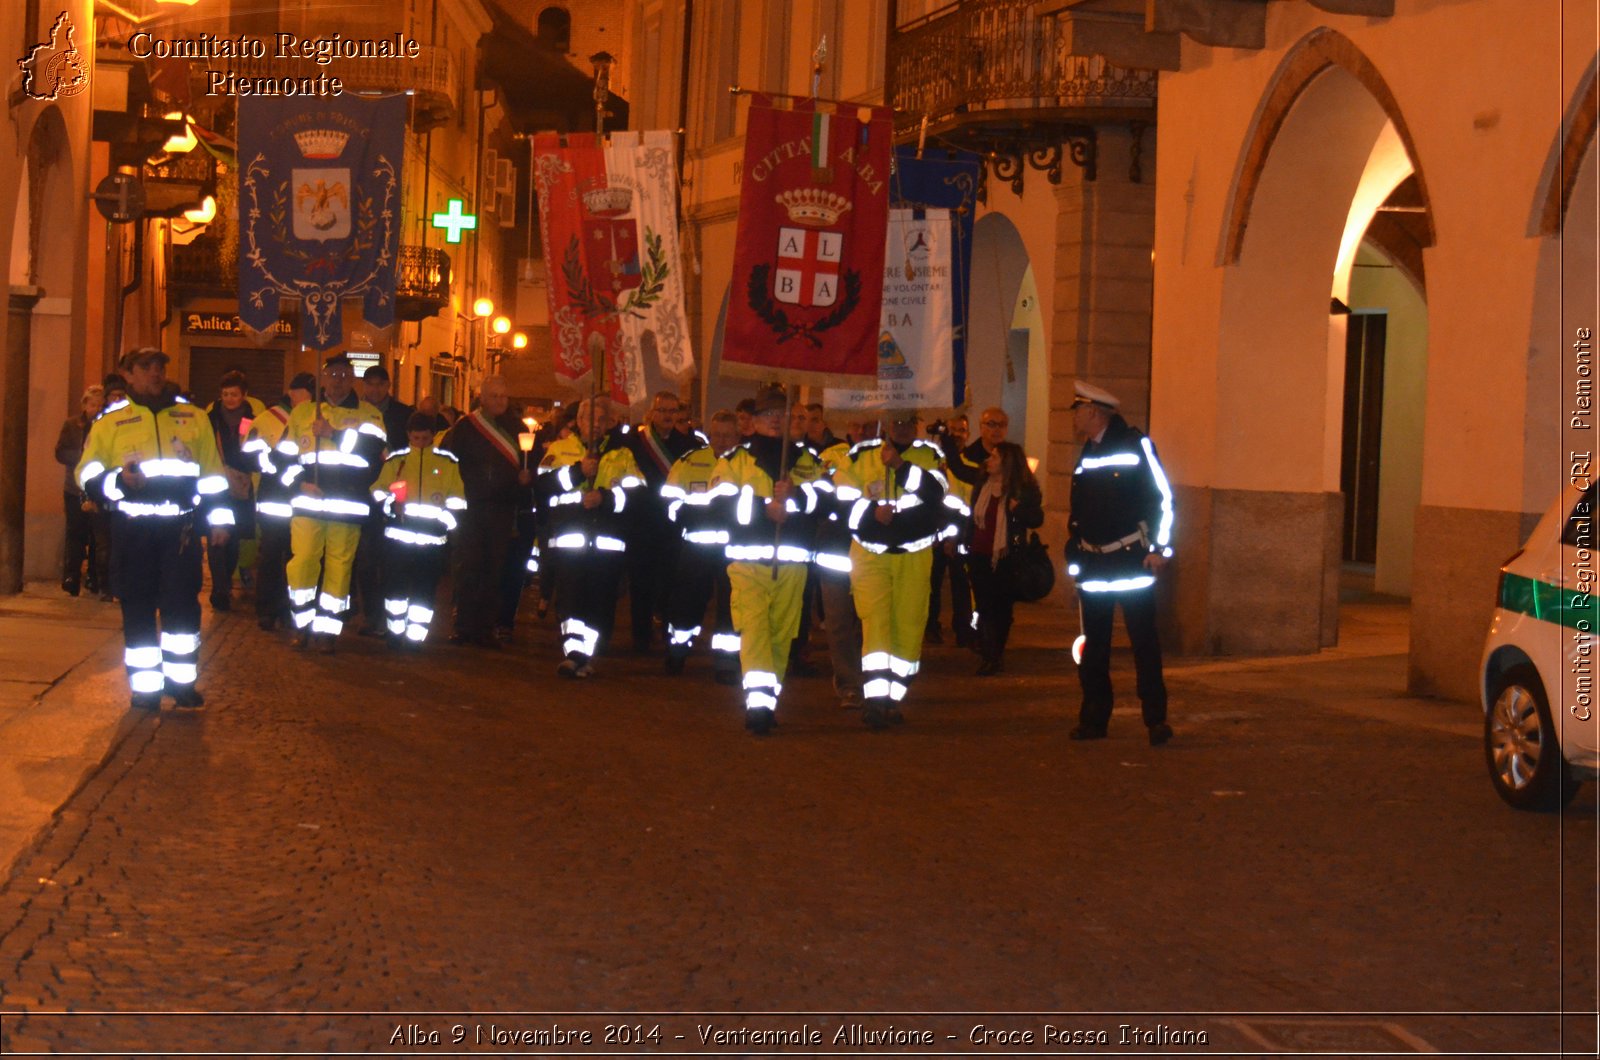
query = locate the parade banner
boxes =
[532,130,693,408]
[237,96,405,349]
[889,147,981,406]
[722,95,893,384]
[824,208,953,411]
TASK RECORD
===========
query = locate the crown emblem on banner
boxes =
[775,188,851,227]
[294,129,350,160]
[581,184,633,217]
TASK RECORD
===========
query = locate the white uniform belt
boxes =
[1079,529,1145,554]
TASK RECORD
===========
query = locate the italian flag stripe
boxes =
[811,111,829,168]
[1500,571,1599,631]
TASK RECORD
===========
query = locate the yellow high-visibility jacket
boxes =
[76,390,231,527]
[372,446,468,547]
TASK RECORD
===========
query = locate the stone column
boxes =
[2,287,42,594]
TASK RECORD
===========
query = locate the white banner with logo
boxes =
[824,208,954,411]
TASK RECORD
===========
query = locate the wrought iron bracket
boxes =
[974,125,1097,200]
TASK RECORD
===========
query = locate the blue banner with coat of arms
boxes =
[236,96,405,349]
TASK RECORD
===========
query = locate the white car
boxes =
[1481,481,1600,809]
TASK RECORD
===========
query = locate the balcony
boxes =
[395,245,451,322]
[169,240,451,321]
[888,0,1159,189]
[212,45,457,132]
[169,236,230,295]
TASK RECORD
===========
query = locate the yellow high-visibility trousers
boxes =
[850,543,934,706]
[728,561,807,712]
[287,516,361,635]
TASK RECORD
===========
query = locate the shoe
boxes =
[316,635,337,655]
[1068,724,1107,741]
[290,631,309,649]
[62,579,80,597]
[745,706,775,735]
[85,576,99,594]
[862,703,890,731]
[924,625,943,645]
[167,685,205,708]
[713,670,740,687]
[664,654,685,676]
[99,592,117,603]
[357,624,384,637]
[1148,722,1174,747]
[494,626,514,642]
[258,616,277,632]
[839,691,863,710]
[558,658,578,678]
[885,707,905,726]
[976,659,1000,677]
[130,692,161,712]
[210,596,232,612]
[573,662,595,679]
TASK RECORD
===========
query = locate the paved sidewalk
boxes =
[0,584,147,879]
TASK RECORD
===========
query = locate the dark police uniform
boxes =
[1066,411,1175,740]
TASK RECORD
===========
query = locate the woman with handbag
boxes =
[965,441,1043,675]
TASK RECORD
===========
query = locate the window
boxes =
[537,7,572,52]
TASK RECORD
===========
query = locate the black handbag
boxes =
[1000,532,1055,603]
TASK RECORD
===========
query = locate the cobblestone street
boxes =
[0,597,1594,1055]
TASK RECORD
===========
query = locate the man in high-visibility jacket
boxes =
[279,354,388,651]
[660,409,741,681]
[240,372,314,631]
[371,413,468,647]
[705,388,824,735]
[76,347,232,709]
[537,397,642,678]
[836,412,964,729]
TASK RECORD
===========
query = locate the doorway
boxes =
[1340,310,1386,565]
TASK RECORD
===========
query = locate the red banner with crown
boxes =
[532,131,693,409]
[721,96,892,384]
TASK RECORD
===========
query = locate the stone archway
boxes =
[1220,27,1435,266]
[7,105,83,589]
[967,212,1032,414]
[1190,38,1432,656]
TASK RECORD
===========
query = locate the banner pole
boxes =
[772,385,793,580]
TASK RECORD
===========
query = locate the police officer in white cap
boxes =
[1065,380,1175,745]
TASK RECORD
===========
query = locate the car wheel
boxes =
[1485,664,1581,811]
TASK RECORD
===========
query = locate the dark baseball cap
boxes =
[287,372,317,393]
[121,347,169,369]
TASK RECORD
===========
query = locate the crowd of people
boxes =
[65,348,1178,743]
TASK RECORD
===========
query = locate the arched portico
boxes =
[1166,40,1433,656]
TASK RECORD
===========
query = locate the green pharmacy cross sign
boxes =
[431,199,477,243]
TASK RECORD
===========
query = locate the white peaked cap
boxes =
[1074,380,1121,409]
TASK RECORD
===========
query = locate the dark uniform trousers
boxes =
[355,511,386,630]
[928,545,972,639]
[112,514,203,694]
[665,545,736,673]
[63,492,110,591]
[627,512,678,648]
[384,537,446,641]
[1077,583,1168,729]
[452,502,515,639]
[554,548,623,662]
[255,518,291,624]
[496,507,538,631]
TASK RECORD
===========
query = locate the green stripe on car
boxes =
[1500,571,1600,631]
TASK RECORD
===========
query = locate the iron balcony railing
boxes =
[170,241,450,318]
[889,0,1158,134]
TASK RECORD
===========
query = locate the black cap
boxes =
[287,372,317,393]
[752,385,788,416]
[121,347,169,369]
